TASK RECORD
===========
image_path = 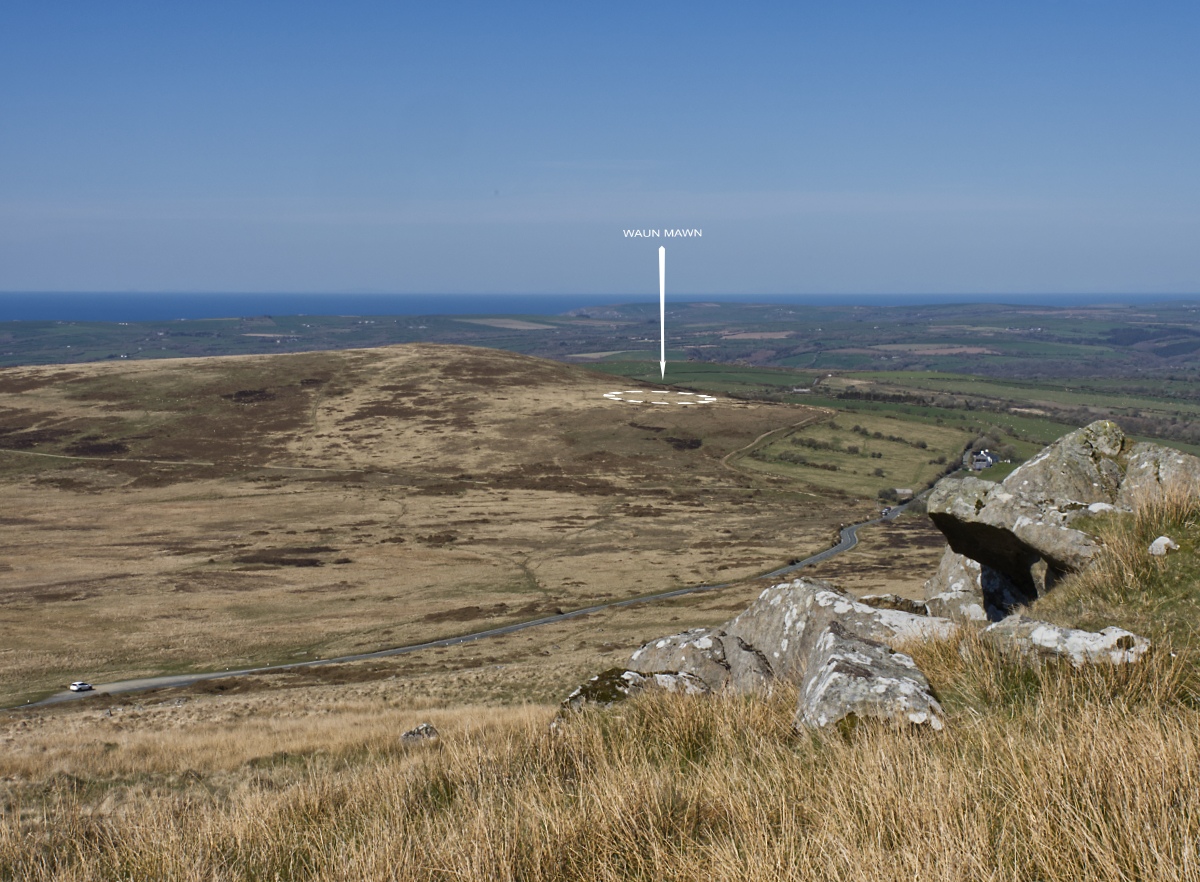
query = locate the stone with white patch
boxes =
[628,628,771,692]
[923,546,1029,622]
[627,579,953,731]
[560,668,710,713]
[797,622,945,731]
[1149,535,1179,557]
[981,615,1150,667]
[400,722,440,745]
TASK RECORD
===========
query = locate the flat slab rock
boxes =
[982,615,1150,667]
[854,594,928,616]
[561,668,710,712]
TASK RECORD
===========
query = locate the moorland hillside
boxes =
[0,344,879,706]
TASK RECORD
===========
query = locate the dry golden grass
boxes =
[2,631,1198,881]
[3,459,1199,880]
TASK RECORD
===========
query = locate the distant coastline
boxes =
[0,291,1195,323]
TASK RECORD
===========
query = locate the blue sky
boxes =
[2,2,1199,297]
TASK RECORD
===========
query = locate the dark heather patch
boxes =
[223,389,277,404]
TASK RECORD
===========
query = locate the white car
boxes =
[69,681,93,692]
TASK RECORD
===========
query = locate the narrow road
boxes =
[18,505,906,710]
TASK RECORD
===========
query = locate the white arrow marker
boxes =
[659,246,666,378]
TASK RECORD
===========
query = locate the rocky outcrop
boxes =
[567,422,1183,735]
[719,578,955,683]
[799,622,944,731]
[627,578,955,730]
[560,668,709,713]
[981,616,1151,667]
[923,547,1029,622]
[928,421,1200,597]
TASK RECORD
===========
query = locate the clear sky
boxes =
[2,2,1199,297]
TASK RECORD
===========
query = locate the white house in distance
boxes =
[967,449,1000,471]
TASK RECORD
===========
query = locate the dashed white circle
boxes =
[603,389,717,406]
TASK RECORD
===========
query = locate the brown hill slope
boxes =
[0,344,870,705]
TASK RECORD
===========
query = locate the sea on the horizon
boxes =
[0,292,1192,323]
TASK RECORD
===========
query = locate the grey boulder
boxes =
[628,629,772,693]
[628,578,955,732]
[400,722,440,745]
[1149,536,1180,556]
[1118,443,1200,509]
[923,546,1029,622]
[981,615,1150,667]
[928,421,1125,595]
[631,578,955,692]
[1003,419,1125,503]
[722,578,955,685]
[798,622,945,731]
[561,667,709,712]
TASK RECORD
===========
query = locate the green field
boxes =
[738,411,977,497]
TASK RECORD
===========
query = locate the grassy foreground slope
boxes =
[3,483,1198,880]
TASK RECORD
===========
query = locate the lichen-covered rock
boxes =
[923,546,1030,622]
[928,421,1200,599]
[928,475,1101,594]
[928,422,1132,595]
[1117,443,1200,509]
[857,594,929,616]
[1149,535,1180,556]
[627,628,771,692]
[722,578,955,682]
[1004,419,1126,503]
[400,722,440,745]
[981,615,1150,667]
[629,578,955,693]
[798,622,945,731]
[560,668,709,712]
[623,579,955,732]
